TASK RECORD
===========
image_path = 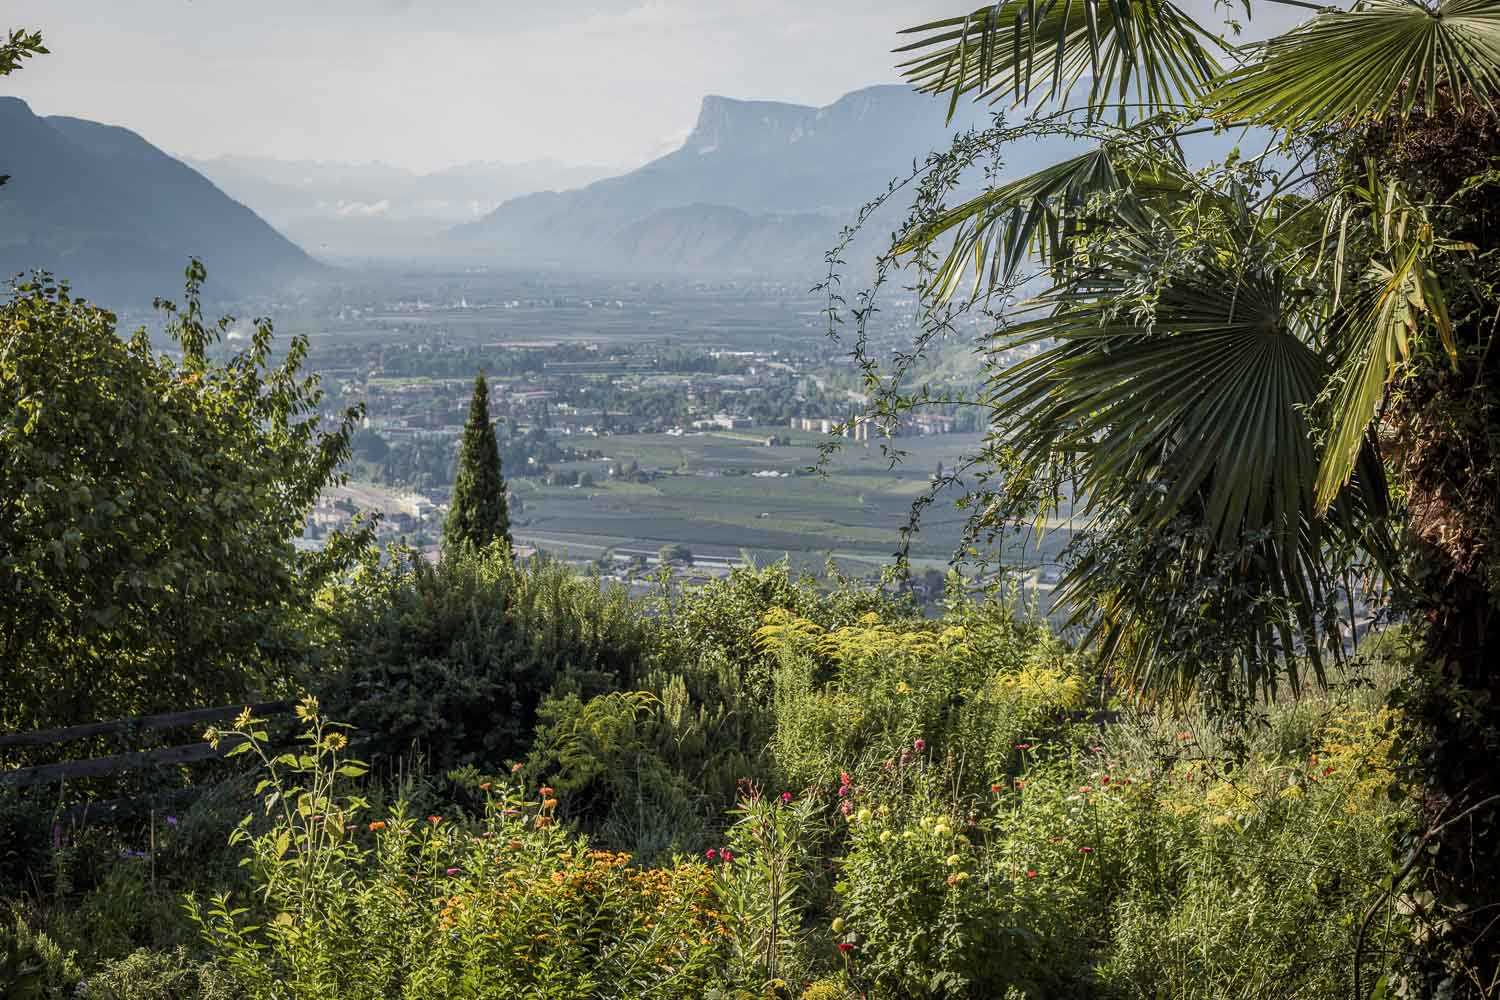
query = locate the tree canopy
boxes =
[0,266,365,729]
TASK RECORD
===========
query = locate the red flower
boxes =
[1014,743,1031,750]
[780,792,793,805]
[720,849,734,864]
[1026,869,1038,879]
[1014,780,1027,790]
[705,848,718,861]
[1079,846,1094,854]
[840,771,852,786]
[1101,776,1111,785]
[913,739,926,752]
[1323,766,1335,776]
[837,942,855,954]
[990,783,1004,794]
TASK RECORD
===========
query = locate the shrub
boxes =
[81,948,238,1000]
[188,699,731,999]
[321,545,650,771]
[0,913,78,1000]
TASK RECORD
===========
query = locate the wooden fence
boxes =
[0,700,295,824]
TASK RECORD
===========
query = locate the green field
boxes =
[512,428,1071,574]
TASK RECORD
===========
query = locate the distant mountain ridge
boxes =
[449,85,1003,275]
[0,97,317,308]
[184,155,619,260]
[448,84,1267,278]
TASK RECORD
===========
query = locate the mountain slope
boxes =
[449,85,1006,274]
[184,155,618,259]
[0,97,319,307]
[451,85,1267,278]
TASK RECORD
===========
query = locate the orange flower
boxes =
[542,798,559,812]
[480,782,492,792]
[540,786,555,798]
[511,762,524,774]
[428,815,442,825]
[368,821,386,832]
[535,816,552,829]
[990,783,1004,793]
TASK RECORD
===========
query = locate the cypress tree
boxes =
[444,373,512,553]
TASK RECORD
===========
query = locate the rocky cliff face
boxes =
[449,85,987,275]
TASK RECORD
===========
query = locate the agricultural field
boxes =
[511,428,1074,575]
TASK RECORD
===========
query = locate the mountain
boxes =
[184,156,619,260]
[0,97,319,308]
[450,85,1266,278]
[448,85,1002,274]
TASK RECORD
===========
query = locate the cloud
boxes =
[335,200,392,218]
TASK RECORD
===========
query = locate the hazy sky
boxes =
[3,1,958,171]
[5,1,1301,173]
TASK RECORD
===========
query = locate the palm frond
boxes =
[897,148,1126,296]
[1210,0,1500,130]
[1314,175,1471,509]
[981,222,1391,692]
[897,143,1210,299]
[897,1,1223,123]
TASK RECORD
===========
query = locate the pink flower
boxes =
[780,792,793,805]
[446,867,461,875]
[705,848,718,861]
[840,771,852,786]
[1079,846,1094,854]
[720,849,734,864]
[839,800,852,816]
[1014,743,1031,750]
[1026,869,1038,879]
[913,739,926,753]
[838,785,850,798]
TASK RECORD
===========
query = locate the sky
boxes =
[3,1,960,172]
[4,1,1303,173]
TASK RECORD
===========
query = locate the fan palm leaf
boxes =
[981,220,1391,690]
[897,0,1223,123]
[1209,0,1500,130]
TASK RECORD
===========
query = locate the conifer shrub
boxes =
[320,545,648,772]
[443,373,511,554]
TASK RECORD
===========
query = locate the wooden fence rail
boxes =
[0,700,295,791]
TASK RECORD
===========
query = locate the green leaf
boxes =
[1210,0,1500,131]
[897,0,1223,122]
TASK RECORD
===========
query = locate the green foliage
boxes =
[0,267,366,729]
[0,28,47,80]
[321,545,650,771]
[0,914,78,1000]
[189,701,728,999]
[525,691,711,863]
[81,948,237,1000]
[716,791,822,988]
[443,373,511,554]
